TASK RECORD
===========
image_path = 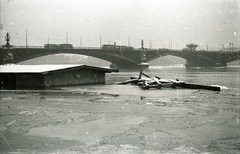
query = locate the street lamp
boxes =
[229,43,232,52]
[229,43,233,52]
[66,32,68,44]
[100,34,101,47]
[26,30,28,48]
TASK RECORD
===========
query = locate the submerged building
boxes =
[0,64,118,90]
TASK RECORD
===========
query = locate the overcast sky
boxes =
[0,0,239,50]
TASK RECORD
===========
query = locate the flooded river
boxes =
[62,66,240,96]
[1,66,240,153]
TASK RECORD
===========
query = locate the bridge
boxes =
[1,45,240,69]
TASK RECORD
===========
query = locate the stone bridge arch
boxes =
[144,50,227,67]
[177,52,218,67]
[1,46,239,69]
[147,54,186,66]
[1,48,140,69]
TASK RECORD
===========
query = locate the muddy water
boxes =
[62,66,240,96]
[1,66,240,153]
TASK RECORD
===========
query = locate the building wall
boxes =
[44,68,106,87]
[15,74,44,89]
[0,74,16,90]
[0,73,44,90]
[0,68,107,90]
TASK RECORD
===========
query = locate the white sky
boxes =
[0,0,239,50]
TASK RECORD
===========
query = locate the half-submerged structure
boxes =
[0,65,118,90]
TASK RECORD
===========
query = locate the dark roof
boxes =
[0,64,119,74]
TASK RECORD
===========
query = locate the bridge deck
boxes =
[1,46,239,68]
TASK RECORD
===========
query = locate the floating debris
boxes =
[118,69,221,91]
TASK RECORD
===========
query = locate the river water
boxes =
[63,66,240,97]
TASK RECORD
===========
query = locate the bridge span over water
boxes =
[1,45,240,69]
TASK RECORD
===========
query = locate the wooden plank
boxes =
[174,83,221,91]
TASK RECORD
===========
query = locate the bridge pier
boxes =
[0,48,14,64]
[185,60,227,68]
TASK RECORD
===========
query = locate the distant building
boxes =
[0,65,118,90]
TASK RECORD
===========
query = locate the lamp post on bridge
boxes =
[141,39,144,50]
[170,39,172,51]
[100,34,101,47]
[66,32,68,44]
[5,32,10,47]
[3,32,14,64]
[206,41,208,51]
[229,43,233,52]
[47,34,50,44]
[128,36,131,47]
[149,37,152,49]
[26,30,28,48]
[80,36,82,47]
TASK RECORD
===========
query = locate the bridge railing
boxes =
[11,46,101,50]
[73,47,101,50]
[1,45,239,53]
[13,46,44,48]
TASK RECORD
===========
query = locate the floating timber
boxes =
[118,70,221,91]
